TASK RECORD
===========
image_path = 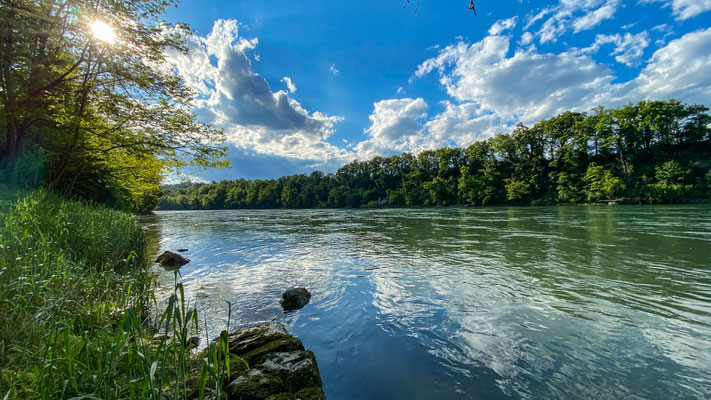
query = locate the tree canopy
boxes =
[158,100,711,210]
[0,0,228,211]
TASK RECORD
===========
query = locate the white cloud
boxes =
[415,35,615,124]
[581,31,651,66]
[165,19,351,165]
[572,1,620,32]
[640,0,711,20]
[651,23,675,46]
[329,64,340,75]
[164,15,711,168]
[528,0,621,44]
[281,76,297,93]
[424,102,505,147]
[355,98,428,159]
[519,31,535,46]
[620,27,711,104]
[523,7,554,31]
[488,17,519,36]
[406,26,711,157]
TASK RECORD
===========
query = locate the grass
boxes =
[0,190,238,399]
[0,185,27,211]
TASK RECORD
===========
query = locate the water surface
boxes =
[140,206,711,399]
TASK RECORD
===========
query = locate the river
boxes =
[139,206,711,399]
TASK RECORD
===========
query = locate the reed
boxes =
[0,190,236,399]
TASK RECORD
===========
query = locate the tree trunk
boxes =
[1,7,18,161]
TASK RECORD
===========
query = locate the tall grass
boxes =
[0,190,234,399]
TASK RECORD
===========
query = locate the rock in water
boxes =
[280,288,311,312]
[204,321,325,400]
[154,251,190,269]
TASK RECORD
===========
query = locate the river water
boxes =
[139,206,711,399]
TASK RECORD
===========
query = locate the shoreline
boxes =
[0,191,325,399]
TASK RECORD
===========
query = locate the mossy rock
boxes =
[227,321,303,357]
[189,322,324,399]
[227,369,287,400]
[154,250,190,269]
[241,335,304,365]
[227,351,323,400]
[266,386,327,400]
[218,322,325,400]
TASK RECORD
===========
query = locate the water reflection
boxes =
[138,206,711,399]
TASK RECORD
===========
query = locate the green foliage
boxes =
[159,100,711,209]
[644,161,694,203]
[583,165,625,202]
[0,0,227,212]
[0,191,238,399]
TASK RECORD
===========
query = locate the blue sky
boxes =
[162,0,711,181]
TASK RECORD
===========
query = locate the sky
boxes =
[161,0,711,181]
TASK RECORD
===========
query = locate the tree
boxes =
[645,161,692,203]
[158,100,710,209]
[583,164,625,202]
[0,0,227,210]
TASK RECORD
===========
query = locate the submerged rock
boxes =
[207,321,324,400]
[154,251,190,269]
[280,288,311,312]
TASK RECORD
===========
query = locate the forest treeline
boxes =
[159,99,711,210]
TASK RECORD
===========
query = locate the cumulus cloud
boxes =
[165,14,711,167]
[639,0,711,20]
[403,26,711,159]
[415,34,615,124]
[281,76,297,93]
[424,102,506,147]
[619,27,711,104]
[572,1,620,32]
[581,31,651,66]
[519,32,535,46]
[165,19,350,165]
[488,17,518,36]
[526,0,621,44]
[355,98,428,159]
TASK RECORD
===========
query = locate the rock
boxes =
[221,322,324,400]
[186,336,200,349]
[152,333,170,341]
[280,288,311,312]
[224,322,304,364]
[154,251,190,269]
[227,351,325,400]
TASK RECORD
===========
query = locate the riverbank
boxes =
[0,190,156,398]
[0,191,324,399]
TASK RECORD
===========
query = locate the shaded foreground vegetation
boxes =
[159,100,711,210]
[0,191,238,399]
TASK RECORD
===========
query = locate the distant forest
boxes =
[158,100,711,210]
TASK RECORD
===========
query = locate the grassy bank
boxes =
[0,191,232,399]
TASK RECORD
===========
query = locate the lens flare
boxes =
[91,20,116,43]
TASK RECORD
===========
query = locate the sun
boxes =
[91,20,116,43]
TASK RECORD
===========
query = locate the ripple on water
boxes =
[141,206,711,400]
